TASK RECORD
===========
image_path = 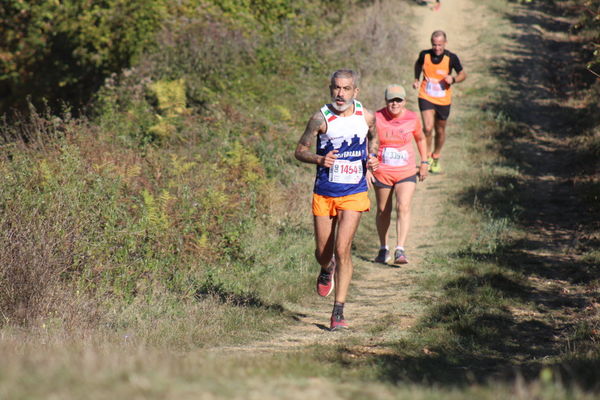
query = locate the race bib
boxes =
[382,147,408,166]
[329,159,363,184]
[426,79,446,98]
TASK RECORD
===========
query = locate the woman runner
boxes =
[369,84,428,265]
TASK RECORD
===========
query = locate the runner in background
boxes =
[369,84,428,265]
[294,69,379,331]
[413,30,467,173]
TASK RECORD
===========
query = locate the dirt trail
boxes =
[214,0,483,354]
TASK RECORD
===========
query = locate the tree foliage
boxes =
[0,0,339,115]
[0,0,166,114]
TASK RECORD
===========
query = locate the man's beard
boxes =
[331,97,353,112]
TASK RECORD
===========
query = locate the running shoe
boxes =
[394,248,408,264]
[374,248,390,264]
[330,314,348,331]
[430,157,442,173]
[316,257,335,297]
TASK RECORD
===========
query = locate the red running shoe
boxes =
[330,314,348,331]
[316,257,335,297]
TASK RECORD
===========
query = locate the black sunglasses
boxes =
[387,98,404,103]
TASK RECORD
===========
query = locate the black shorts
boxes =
[373,174,417,189]
[418,98,451,120]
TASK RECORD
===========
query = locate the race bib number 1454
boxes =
[329,159,363,184]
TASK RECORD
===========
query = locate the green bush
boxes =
[0,0,166,113]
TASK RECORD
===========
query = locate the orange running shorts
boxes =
[312,191,370,217]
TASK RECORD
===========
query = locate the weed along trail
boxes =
[214,0,480,354]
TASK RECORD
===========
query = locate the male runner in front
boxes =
[294,69,379,331]
[413,30,466,173]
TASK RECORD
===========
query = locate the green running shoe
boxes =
[430,157,442,173]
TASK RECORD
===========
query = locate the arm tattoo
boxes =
[295,112,325,164]
[300,112,324,146]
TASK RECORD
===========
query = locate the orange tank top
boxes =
[418,53,452,106]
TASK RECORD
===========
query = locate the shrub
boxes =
[0,0,166,114]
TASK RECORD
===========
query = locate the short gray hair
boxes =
[330,69,360,88]
[431,30,447,41]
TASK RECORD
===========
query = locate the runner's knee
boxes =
[397,202,411,216]
[334,249,352,266]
